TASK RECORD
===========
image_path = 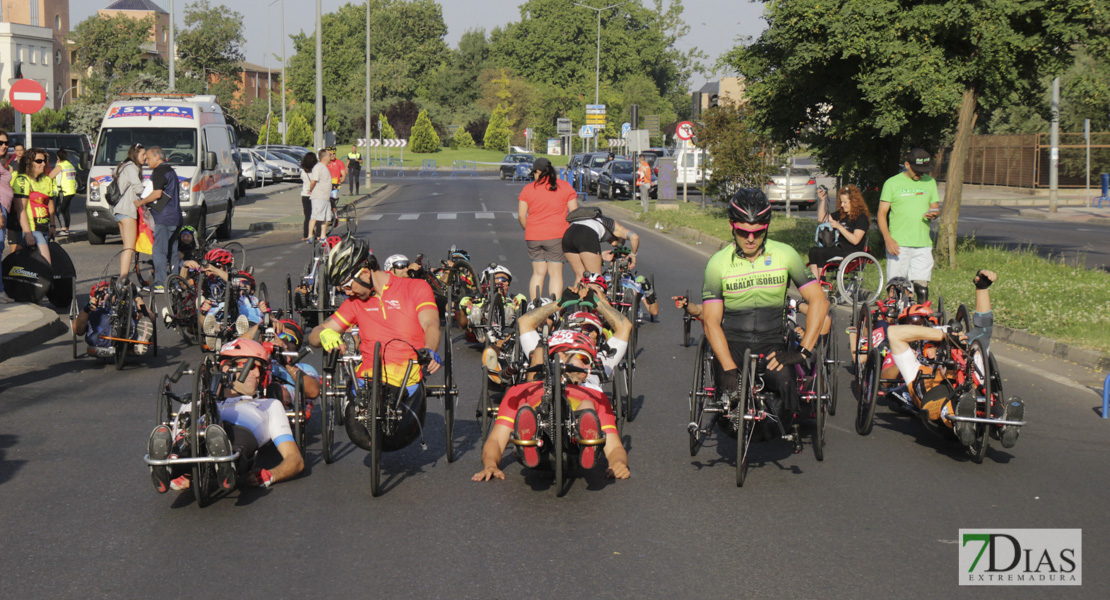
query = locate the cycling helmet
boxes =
[326,236,371,286]
[581,272,608,293]
[179,225,197,240]
[384,254,411,271]
[233,270,255,292]
[276,318,303,349]
[218,337,272,388]
[486,264,512,282]
[547,329,597,362]
[898,302,934,326]
[324,235,343,250]
[204,248,235,269]
[727,188,772,225]
[90,280,111,300]
[564,311,604,339]
[449,248,470,262]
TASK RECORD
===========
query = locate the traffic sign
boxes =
[621,122,631,137]
[578,125,595,139]
[10,79,46,114]
[556,118,573,135]
[585,104,606,114]
[676,121,695,141]
[644,115,661,137]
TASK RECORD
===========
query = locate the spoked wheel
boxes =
[855,348,880,436]
[221,242,246,271]
[827,310,840,416]
[284,275,294,314]
[452,259,478,299]
[967,340,991,464]
[682,314,692,347]
[292,372,307,452]
[853,303,873,399]
[812,337,827,462]
[688,337,712,457]
[442,320,456,463]
[836,252,884,306]
[155,373,174,426]
[320,369,337,464]
[257,282,269,310]
[150,303,159,358]
[955,303,972,334]
[191,359,215,508]
[478,367,495,442]
[70,296,80,359]
[369,342,384,497]
[167,275,196,345]
[113,285,134,371]
[736,349,754,487]
[552,356,566,497]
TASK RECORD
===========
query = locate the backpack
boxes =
[567,206,603,222]
[105,178,122,207]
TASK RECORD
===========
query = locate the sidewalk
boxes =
[0,184,390,364]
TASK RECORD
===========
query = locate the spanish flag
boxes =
[136,214,154,255]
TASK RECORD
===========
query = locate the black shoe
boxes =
[205,424,236,490]
[1000,398,1024,449]
[148,425,173,493]
[954,395,977,446]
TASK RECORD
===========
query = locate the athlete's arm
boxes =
[472,424,511,481]
[603,432,630,479]
[268,440,305,484]
[595,293,632,342]
[517,297,562,335]
[418,307,442,374]
[701,301,734,371]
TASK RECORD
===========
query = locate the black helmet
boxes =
[727,188,772,225]
[326,236,370,286]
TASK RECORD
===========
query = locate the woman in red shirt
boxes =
[517,157,578,300]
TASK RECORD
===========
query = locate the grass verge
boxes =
[636,203,1110,353]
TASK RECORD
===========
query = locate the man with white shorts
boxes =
[878,148,940,303]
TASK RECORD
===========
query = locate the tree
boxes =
[449,128,476,149]
[377,113,398,139]
[285,111,314,148]
[177,0,245,111]
[694,100,772,199]
[484,104,511,152]
[409,109,440,152]
[465,115,490,148]
[729,0,1104,266]
[67,13,161,101]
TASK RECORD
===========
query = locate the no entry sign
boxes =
[10,79,47,114]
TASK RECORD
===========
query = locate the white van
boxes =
[676,144,712,186]
[85,95,238,244]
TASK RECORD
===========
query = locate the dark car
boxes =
[7,132,92,193]
[584,152,612,193]
[499,153,535,180]
[597,159,657,200]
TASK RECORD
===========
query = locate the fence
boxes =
[934,132,1110,188]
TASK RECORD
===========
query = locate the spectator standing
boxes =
[300,152,317,241]
[138,147,182,293]
[5,143,24,170]
[326,146,346,210]
[636,157,651,211]
[517,157,578,300]
[112,144,146,281]
[0,131,12,303]
[50,149,78,236]
[346,145,363,195]
[306,150,332,243]
[12,148,59,266]
[878,148,940,303]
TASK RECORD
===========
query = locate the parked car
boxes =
[234,150,259,188]
[8,132,92,193]
[566,153,585,187]
[596,159,656,200]
[256,144,310,161]
[499,153,534,180]
[584,153,612,194]
[252,148,300,180]
[764,167,817,209]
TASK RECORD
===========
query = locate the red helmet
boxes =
[324,235,343,250]
[218,338,271,388]
[90,280,111,299]
[277,318,303,348]
[581,272,608,293]
[564,311,604,339]
[547,329,597,362]
[898,302,933,326]
[233,270,255,291]
[204,248,234,269]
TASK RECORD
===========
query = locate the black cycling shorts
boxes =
[562,224,601,255]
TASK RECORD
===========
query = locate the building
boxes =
[97,0,170,60]
[0,0,72,109]
[691,77,745,120]
[235,61,283,105]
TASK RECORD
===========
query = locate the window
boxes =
[56,83,61,100]
[55,15,61,31]
[55,49,61,64]
[42,47,49,66]
[162,29,167,43]
[30,1,39,26]
[29,47,36,64]
[16,44,22,64]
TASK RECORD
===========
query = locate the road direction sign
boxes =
[382,139,407,148]
[644,115,661,136]
[556,117,573,134]
[676,120,695,141]
[579,125,595,139]
[10,79,46,114]
[585,104,606,114]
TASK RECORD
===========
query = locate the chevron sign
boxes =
[383,139,408,148]
[607,139,627,147]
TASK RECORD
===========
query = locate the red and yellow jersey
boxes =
[495,381,617,435]
[331,274,437,386]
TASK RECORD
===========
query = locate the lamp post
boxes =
[267,0,286,144]
[168,0,175,90]
[59,85,79,108]
[573,2,624,153]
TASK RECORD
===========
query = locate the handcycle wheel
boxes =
[155,372,174,426]
[955,303,972,335]
[443,319,456,463]
[369,341,384,497]
[452,259,478,299]
[967,340,991,464]
[284,274,294,315]
[855,348,880,436]
[113,285,134,371]
[836,252,884,306]
[736,349,754,487]
[478,367,495,442]
[552,355,566,497]
[70,295,80,359]
[853,302,873,399]
[936,295,946,325]
[221,242,246,271]
[292,371,307,452]
[682,314,692,348]
[191,359,216,508]
[688,336,712,457]
[827,308,840,416]
[150,301,159,358]
[812,336,827,462]
[320,367,337,464]
[257,282,269,310]
[167,275,196,345]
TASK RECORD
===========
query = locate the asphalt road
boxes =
[1,174,1107,598]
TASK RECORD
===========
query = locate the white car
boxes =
[251,148,300,180]
[764,167,817,209]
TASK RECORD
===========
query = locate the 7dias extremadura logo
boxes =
[959,529,1081,586]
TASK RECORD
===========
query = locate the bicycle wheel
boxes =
[321,368,336,464]
[688,337,711,456]
[155,373,173,426]
[836,252,884,306]
[553,356,566,497]
[257,282,269,310]
[478,367,495,442]
[221,242,246,271]
[853,303,872,398]
[826,309,840,416]
[683,314,692,347]
[955,303,972,335]
[812,336,827,462]
[292,372,306,452]
[113,286,133,371]
[167,275,196,345]
[369,342,384,497]
[736,349,753,487]
[453,259,478,298]
[855,348,880,436]
[967,340,991,464]
[70,296,80,359]
[443,328,456,463]
[191,359,213,508]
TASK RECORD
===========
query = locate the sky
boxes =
[72,0,767,89]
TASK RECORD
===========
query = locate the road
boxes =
[1,174,1106,598]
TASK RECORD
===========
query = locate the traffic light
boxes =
[708,94,719,109]
[630,104,639,129]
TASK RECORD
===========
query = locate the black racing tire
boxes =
[155,373,173,426]
[443,327,456,463]
[369,341,384,497]
[191,359,213,508]
[855,348,880,436]
[478,367,494,442]
[689,336,711,457]
[813,335,827,462]
[955,303,972,336]
[293,371,307,452]
[113,285,133,371]
[452,259,478,299]
[853,303,872,399]
[827,309,840,416]
[683,314,692,348]
[70,296,80,359]
[736,349,753,487]
[967,340,991,464]
[321,368,336,464]
[553,356,566,498]
[167,275,196,345]
[285,275,294,315]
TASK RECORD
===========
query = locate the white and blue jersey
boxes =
[271,361,320,400]
[205,293,264,325]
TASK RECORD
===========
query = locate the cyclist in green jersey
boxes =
[701,189,829,425]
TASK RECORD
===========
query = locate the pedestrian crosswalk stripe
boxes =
[438,213,457,219]
[476,212,495,219]
[399,214,420,220]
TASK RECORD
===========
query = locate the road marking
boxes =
[438,213,457,220]
[399,214,420,220]
[262,261,276,267]
[994,353,1095,395]
[366,214,383,221]
[492,239,500,244]
[481,202,488,212]
[511,212,518,219]
[1077,228,1095,232]
[476,212,495,219]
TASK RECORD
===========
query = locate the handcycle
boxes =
[73,256,158,369]
[267,344,315,453]
[815,240,884,311]
[678,290,698,348]
[289,235,345,328]
[786,299,838,461]
[322,339,457,496]
[318,328,362,464]
[476,324,526,442]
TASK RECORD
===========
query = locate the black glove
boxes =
[577,289,600,310]
[775,349,809,367]
[974,270,993,290]
[720,368,739,392]
[557,288,581,308]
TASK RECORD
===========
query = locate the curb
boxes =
[0,304,68,364]
[1015,209,1110,224]
[604,200,1110,373]
[247,185,391,233]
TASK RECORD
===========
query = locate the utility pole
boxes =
[365,0,371,182]
[1049,76,1059,213]
[314,0,323,149]
[168,0,175,90]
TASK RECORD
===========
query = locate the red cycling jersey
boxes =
[494,381,617,435]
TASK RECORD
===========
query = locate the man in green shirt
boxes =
[878,148,940,303]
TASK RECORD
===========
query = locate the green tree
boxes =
[695,100,773,199]
[424,28,490,112]
[484,104,511,152]
[378,113,398,139]
[449,128,476,149]
[409,109,440,152]
[729,0,1104,266]
[31,108,71,132]
[67,13,160,101]
[177,0,245,110]
[285,111,314,147]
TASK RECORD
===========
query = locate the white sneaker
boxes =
[161,306,173,328]
[0,292,14,304]
[234,315,251,335]
[203,313,219,336]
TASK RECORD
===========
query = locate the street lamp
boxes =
[268,0,287,144]
[59,85,79,108]
[574,1,624,152]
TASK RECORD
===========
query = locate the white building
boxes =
[0,21,61,110]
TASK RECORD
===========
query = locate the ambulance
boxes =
[85,94,237,244]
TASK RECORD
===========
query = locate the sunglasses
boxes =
[277,331,299,345]
[565,350,594,368]
[494,276,510,284]
[33,159,46,164]
[392,262,410,270]
[731,222,768,239]
[0,140,8,145]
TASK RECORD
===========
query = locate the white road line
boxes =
[399,214,420,220]
[438,213,457,220]
[263,261,276,267]
[511,212,518,219]
[492,239,500,244]
[366,214,383,221]
[481,202,488,212]
[476,212,495,219]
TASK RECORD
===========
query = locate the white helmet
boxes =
[383,254,411,271]
[485,264,512,282]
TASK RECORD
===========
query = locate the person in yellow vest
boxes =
[12,148,58,265]
[346,145,363,195]
[50,149,78,236]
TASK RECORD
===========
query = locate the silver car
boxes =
[764,167,817,209]
[251,148,300,181]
